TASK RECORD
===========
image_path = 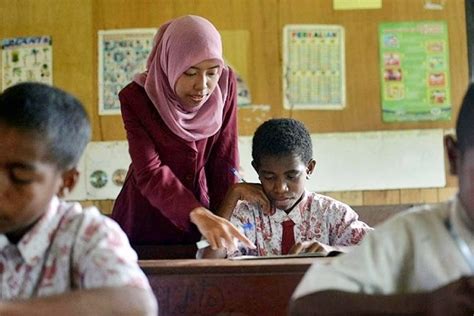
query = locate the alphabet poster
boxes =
[1,35,53,91]
[379,21,451,122]
[98,29,156,115]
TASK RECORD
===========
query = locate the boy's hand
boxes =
[289,241,337,255]
[190,207,256,251]
[217,183,272,219]
[231,183,272,215]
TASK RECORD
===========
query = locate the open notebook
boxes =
[229,249,343,260]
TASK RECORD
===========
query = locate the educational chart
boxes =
[283,24,345,110]
[379,21,451,122]
[1,35,52,91]
[98,28,156,115]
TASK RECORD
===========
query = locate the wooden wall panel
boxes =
[0,0,96,137]
[1,0,467,212]
[279,0,468,133]
[92,0,280,138]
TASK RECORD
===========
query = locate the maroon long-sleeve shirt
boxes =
[111,69,239,245]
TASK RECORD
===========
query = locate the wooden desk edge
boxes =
[139,257,330,275]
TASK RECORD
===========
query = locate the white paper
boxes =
[238,129,445,192]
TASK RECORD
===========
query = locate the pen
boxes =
[230,167,246,183]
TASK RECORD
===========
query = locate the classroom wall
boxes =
[0,0,467,213]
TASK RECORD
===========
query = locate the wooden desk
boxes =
[140,257,329,316]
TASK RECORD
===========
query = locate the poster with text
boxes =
[98,28,156,115]
[283,24,346,110]
[1,36,52,91]
[379,21,451,122]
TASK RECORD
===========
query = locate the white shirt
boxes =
[293,195,474,299]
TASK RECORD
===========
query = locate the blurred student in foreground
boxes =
[0,82,157,315]
[290,84,474,315]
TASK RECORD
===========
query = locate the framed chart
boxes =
[283,24,346,110]
[379,21,451,122]
[1,35,52,91]
[98,28,156,115]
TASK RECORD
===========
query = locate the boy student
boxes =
[200,118,371,258]
[0,83,157,315]
[290,84,474,315]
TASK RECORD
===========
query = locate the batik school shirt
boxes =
[228,190,372,257]
[0,196,151,299]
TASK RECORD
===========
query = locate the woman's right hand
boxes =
[190,207,256,251]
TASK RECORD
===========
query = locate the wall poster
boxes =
[98,28,156,115]
[283,24,346,110]
[379,21,451,122]
[1,35,52,91]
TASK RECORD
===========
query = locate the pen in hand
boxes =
[230,167,246,183]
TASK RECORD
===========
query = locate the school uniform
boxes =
[227,190,372,257]
[0,196,150,299]
[293,195,474,299]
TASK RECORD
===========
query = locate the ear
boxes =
[444,135,459,175]
[57,168,79,198]
[306,159,316,179]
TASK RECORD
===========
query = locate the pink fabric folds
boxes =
[134,15,228,142]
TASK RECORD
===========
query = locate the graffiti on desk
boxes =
[153,279,226,315]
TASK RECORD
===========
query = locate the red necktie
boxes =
[281,219,295,255]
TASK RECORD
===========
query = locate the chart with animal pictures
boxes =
[283,24,345,110]
[1,36,52,91]
[379,21,451,122]
[98,28,156,115]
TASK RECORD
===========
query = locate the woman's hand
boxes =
[190,207,256,251]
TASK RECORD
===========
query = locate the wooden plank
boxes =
[363,189,400,205]
[400,188,439,204]
[3,0,467,206]
[438,187,458,201]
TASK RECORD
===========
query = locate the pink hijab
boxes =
[134,15,228,142]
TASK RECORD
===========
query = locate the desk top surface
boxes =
[139,257,331,274]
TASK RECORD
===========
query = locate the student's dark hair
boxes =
[252,118,312,168]
[0,82,91,169]
[456,83,474,154]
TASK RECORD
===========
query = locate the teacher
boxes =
[112,15,252,250]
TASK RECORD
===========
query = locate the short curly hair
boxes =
[252,118,313,168]
[457,83,474,154]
